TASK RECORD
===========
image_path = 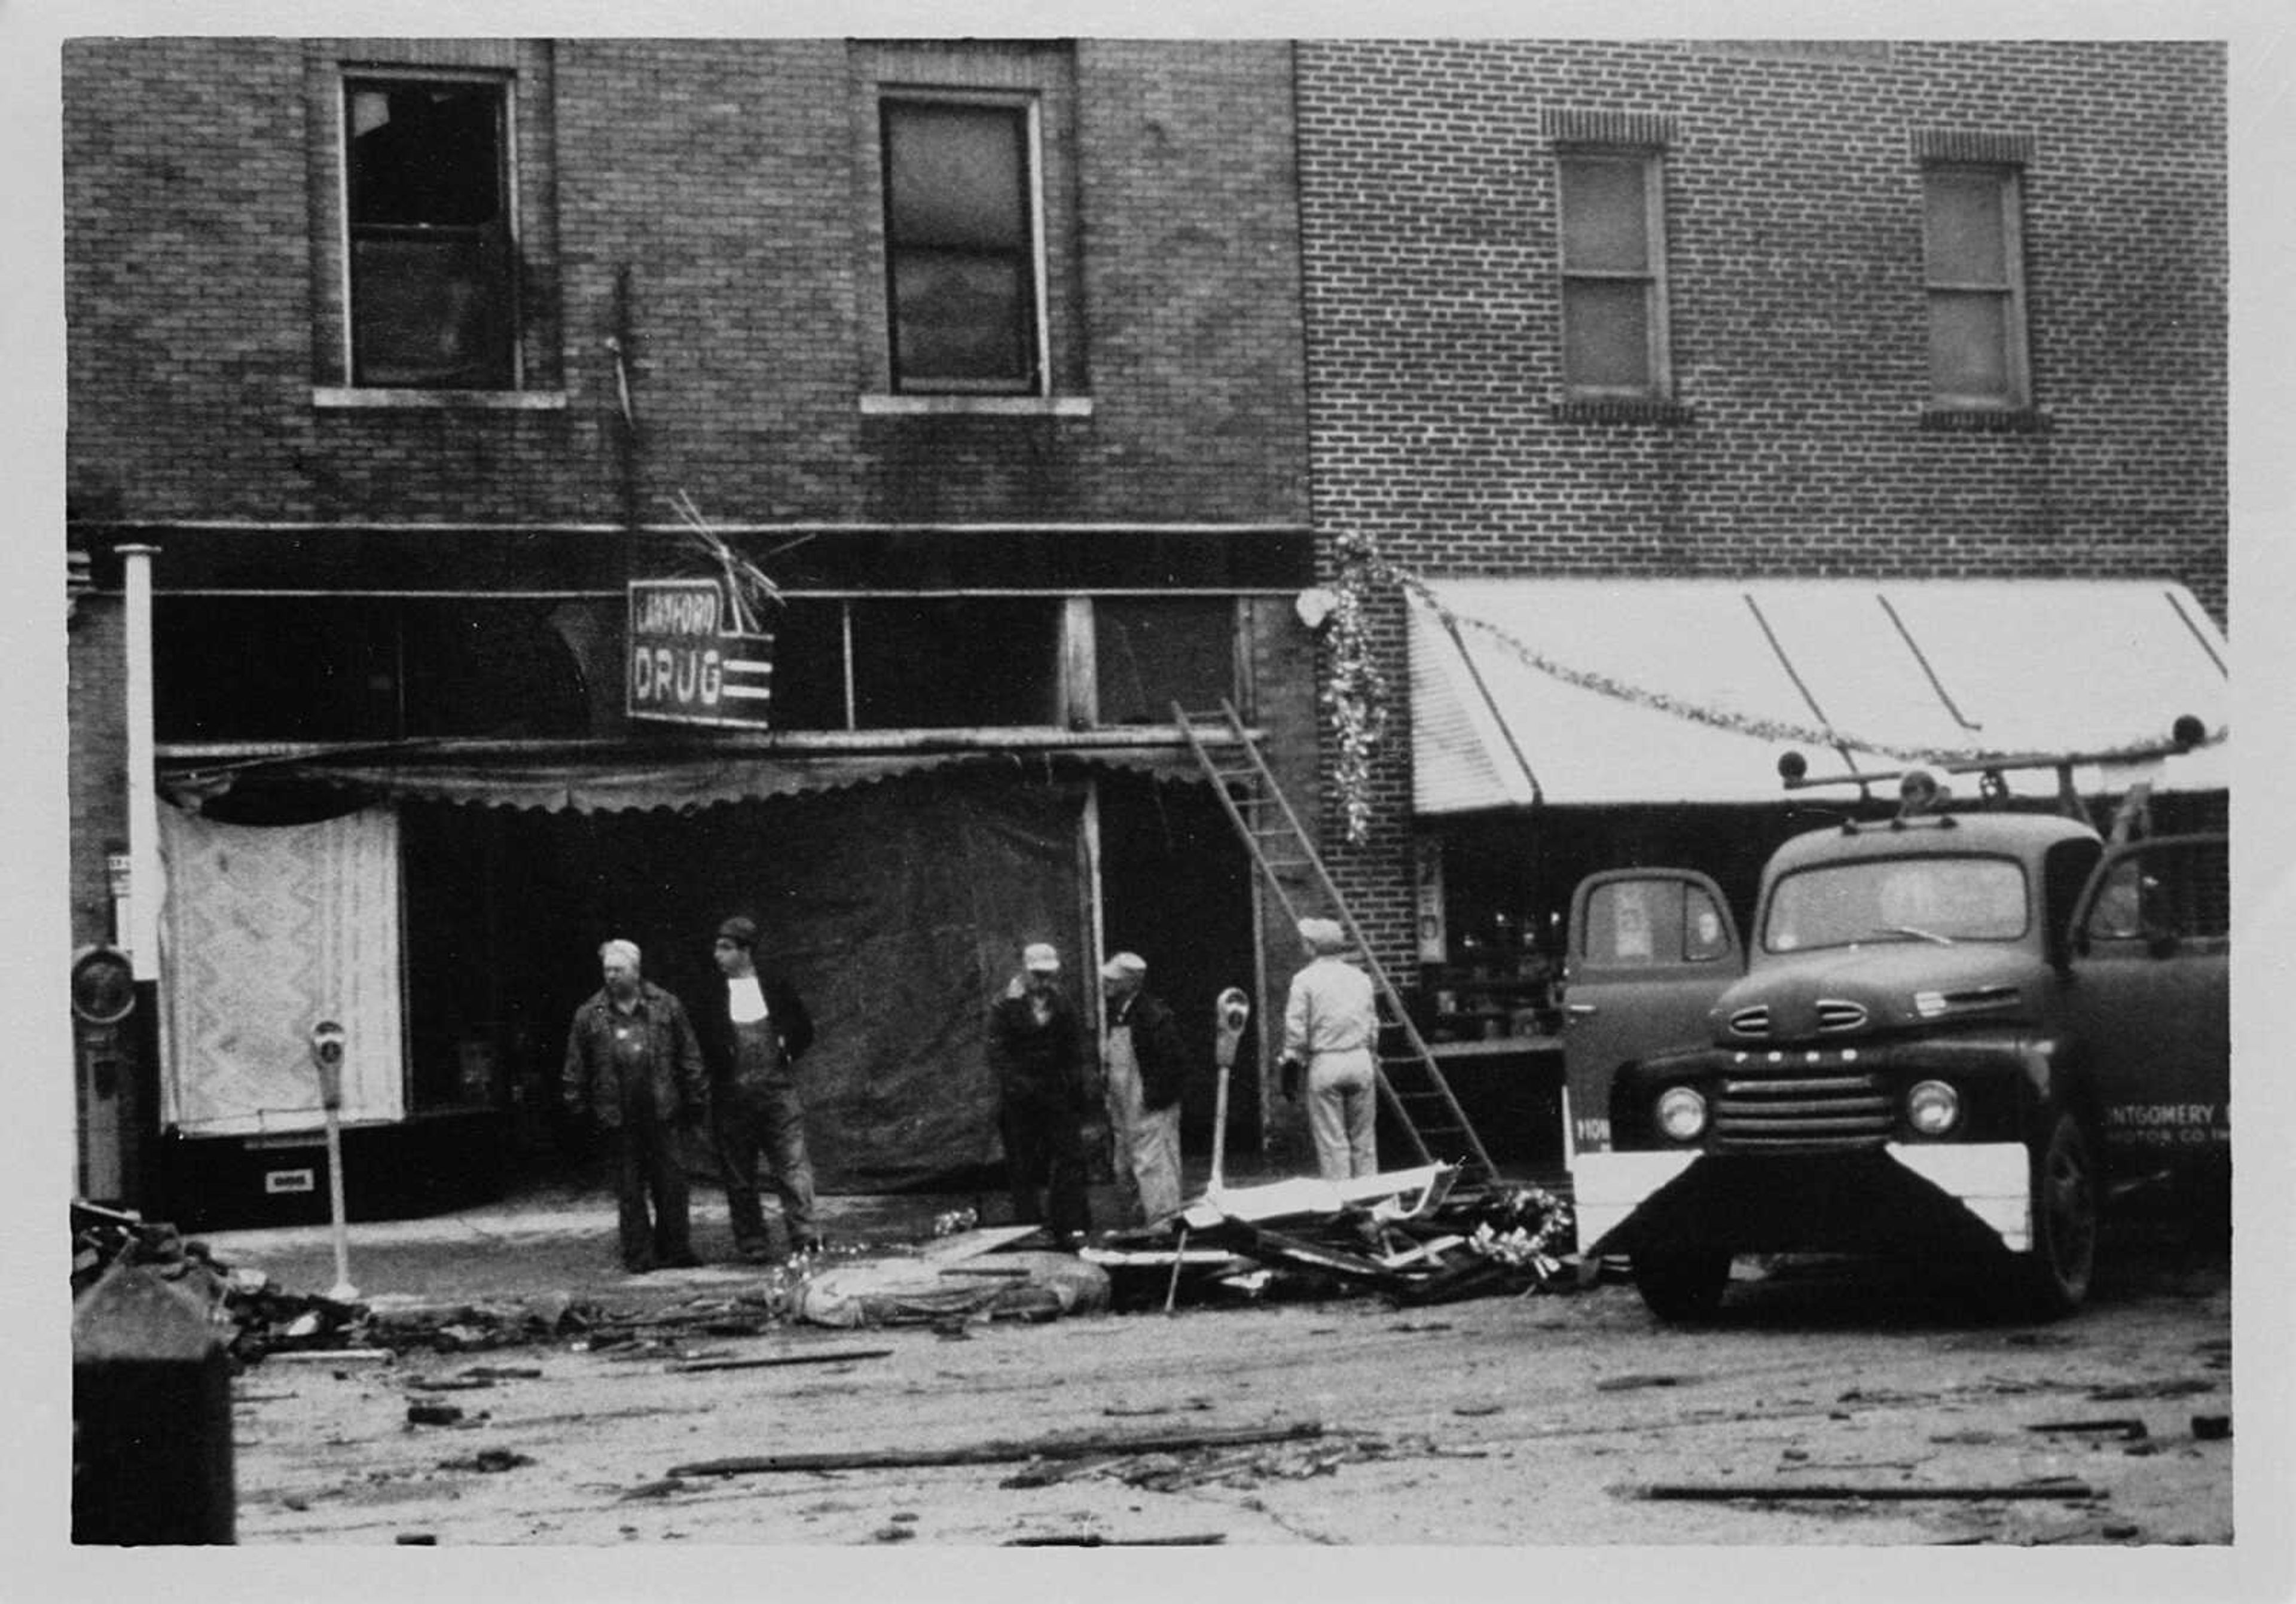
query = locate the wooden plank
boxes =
[667,1419,1324,1478]
[668,1347,894,1374]
[915,1225,1043,1265]
[1636,1480,2100,1502]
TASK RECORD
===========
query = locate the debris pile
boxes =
[1080,1165,1576,1311]
[71,1199,365,1361]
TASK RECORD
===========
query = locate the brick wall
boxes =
[63,36,1310,534]
[1293,39,2227,971]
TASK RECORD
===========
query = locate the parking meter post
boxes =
[309,1022,358,1303]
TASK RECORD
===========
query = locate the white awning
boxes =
[1408,578,2230,810]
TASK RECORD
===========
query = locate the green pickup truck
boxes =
[1561,774,2227,1321]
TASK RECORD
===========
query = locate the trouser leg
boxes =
[1132,1102,1184,1221]
[1001,1099,1048,1225]
[1306,1060,1351,1181]
[645,1111,692,1261]
[715,1097,768,1251]
[1104,1058,1146,1223]
[759,1078,817,1238]
[607,1125,654,1270]
[1344,1071,1379,1178]
[1045,1100,1093,1238]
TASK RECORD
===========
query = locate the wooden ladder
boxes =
[1173,699,1497,1184]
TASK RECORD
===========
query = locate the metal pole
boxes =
[310,1023,358,1301]
[117,545,163,979]
[322,1105,357,1303]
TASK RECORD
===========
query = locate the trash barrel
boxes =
[72,1261,235,1544]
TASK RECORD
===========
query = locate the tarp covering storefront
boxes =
[159,765,1114,1191]
[1409,579,2231,810]
[158,805,407,1135]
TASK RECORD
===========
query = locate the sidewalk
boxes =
[190,1157,1298,1307]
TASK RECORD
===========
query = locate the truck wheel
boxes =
[2020,1113,2098,1317]
[1634,1249,1732,1322]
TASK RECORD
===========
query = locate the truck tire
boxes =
[1634,1249,1731,1322]
[2020,1112,2098,1318]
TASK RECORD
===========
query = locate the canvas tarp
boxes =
[158,805,408,1135]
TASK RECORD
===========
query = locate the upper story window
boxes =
[343,75,517,389]
[1922,161,2030,411]
[879,94,1045,395]
[1556,149,1671,399]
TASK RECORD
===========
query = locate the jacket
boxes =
[1110,989,1189,1112]
[986,978,1089,1104]
[561,980,707,1128]
[696,968,816,1087]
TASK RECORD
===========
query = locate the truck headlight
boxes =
[1656,1086,1709,1142]
[1906,1079,1960,1136]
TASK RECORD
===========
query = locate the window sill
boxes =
[1550,396,1693,426]
[859,394,1094,418]
[313,387,569,412]
[1919,406,2050,434]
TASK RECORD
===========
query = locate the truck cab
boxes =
[1562,797,2228,1320]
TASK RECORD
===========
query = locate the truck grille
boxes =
[1712,1071,1891,1150]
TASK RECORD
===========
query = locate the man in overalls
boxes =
[706,916,820,1261]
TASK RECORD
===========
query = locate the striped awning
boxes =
[1409,579,2230,810]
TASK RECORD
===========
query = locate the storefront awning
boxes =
[1409,579,2230,811]
[164,737,1211,815]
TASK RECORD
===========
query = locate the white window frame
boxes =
[877,87,1050,398]
[1555,147,1673,402]
[335,66,523,394]
[1922,161,2031,412]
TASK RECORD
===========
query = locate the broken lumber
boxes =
[1636,1480,2100,1502]
[667,1419,1325,1478]
[668,1347,893,1374]
[1005,1532,1228,1546]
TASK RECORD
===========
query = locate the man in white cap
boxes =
[561,938,708,1273]
[1278,916,1381,1180]
[1099,951,1190,1224]
[985,941,1093,1246]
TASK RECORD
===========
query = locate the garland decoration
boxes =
[1322,530,1393,846]
[1312,527,2228,841]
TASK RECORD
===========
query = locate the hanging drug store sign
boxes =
[626,579,775,728]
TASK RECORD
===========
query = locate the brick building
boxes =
[64,37,1321,1219]
[1288,39,2228,1058]
[63,36,2230,1220]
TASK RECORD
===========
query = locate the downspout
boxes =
[118,544,163,979]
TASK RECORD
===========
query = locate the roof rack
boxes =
[1776,716,2209,832]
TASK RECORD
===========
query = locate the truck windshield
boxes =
[1762,856,2029,953]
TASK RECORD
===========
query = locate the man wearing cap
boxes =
[1278,917,1381,1180]
[1100,952,1191,1224]
[704,916,820,1261]
[985,942,1093,1246]
[561,938,709,1273]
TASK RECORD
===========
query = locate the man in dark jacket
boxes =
[561,938,708,1273]
[1100,951,1190,1224]
[985,942,1092,1246]
[701,916,821,1261]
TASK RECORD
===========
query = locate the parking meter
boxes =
[309,1021,346,1111]
[1210,988,1252,1194]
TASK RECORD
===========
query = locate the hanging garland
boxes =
[1321,530,1393,846]
[1312,528,2227,842]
